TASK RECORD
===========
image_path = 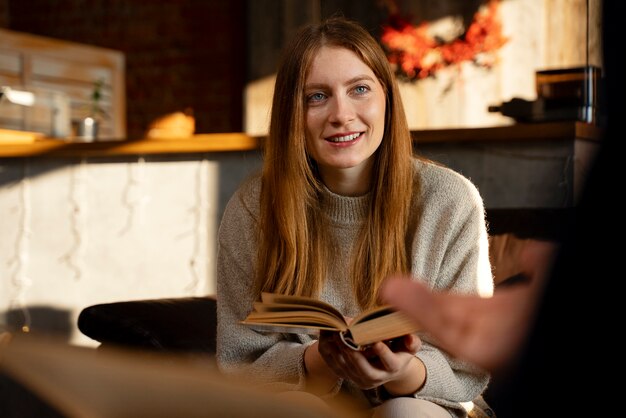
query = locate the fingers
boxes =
[343,345,390,389]
[519,240,559,285]
[402,333,421,353]
[319,332,369,380]
[368,341,417,385]
[318,332,349,376]
[319,336,389,389]
[320,332,420,390]
[379,334,421,354]
[381,277,444,330]
[381,277,481,355]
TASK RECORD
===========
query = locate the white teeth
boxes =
[328,133,360,143]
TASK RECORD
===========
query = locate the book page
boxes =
[347,310,419,349]
[252,301,341,316]
[243,309,348,330]
[351,305,396,325]
[242,294,420,350]
[260,293,345,320]
[243,322,339,336]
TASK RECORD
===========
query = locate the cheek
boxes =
[363,97,386,132]
[306,109,324,135]
[305,110,326,151]
[304,112,320,157]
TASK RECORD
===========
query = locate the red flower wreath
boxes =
[381,0,508,80]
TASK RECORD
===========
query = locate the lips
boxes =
[325,132,363,143]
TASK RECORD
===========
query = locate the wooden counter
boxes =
[0,121,603,240]
[411,121,602,144]
[0,133,262,158]
[413,121,601,212]
[0,122,601,159]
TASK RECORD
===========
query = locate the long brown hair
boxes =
[257,17,415,309]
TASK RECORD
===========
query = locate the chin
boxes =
[324,159,366,170]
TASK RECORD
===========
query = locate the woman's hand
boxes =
[317,331,425,393]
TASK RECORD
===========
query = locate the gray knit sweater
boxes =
[216,158,493,417]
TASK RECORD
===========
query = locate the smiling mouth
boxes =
[326,132,363,143]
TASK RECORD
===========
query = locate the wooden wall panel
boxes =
[543,0,588,68]
[588,0,603,68]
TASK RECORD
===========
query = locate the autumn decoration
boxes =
[380,0,508,80]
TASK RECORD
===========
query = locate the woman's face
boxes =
[304,46,386,188]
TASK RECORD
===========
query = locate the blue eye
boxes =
[308,92,326,103]
[354,85,369,94]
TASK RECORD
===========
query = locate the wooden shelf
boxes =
[412,121,602,144]
[0,133,263,158]
[0,122,601,159]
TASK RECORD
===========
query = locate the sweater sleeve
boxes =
[407,163,493,413]
[216,179,312,392]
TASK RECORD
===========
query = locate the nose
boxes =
[328,94,355,125]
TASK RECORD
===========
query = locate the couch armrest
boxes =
[77,296,216,355]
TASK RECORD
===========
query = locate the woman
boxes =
[217,17,493,418]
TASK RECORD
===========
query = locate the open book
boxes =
[241,292,420,350]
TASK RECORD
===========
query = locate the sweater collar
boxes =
[320,185,370,225]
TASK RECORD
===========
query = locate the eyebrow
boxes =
[305,75,376,90]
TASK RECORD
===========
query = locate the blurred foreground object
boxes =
[0,334,357,418]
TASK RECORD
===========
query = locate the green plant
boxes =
[88,78,108,120]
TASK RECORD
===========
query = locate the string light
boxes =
[58,159,88,280]
[119,157,149,235]
[185,158,209,294]
[6,161,33,333]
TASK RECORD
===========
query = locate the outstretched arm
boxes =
[381,240,557,372]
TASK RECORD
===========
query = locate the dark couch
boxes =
[78,296,217,356]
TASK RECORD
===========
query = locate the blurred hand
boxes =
[381,240,558,372]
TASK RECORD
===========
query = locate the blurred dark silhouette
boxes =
[484,2,622,416]
[4,305,72,338]
[1,305,72,418]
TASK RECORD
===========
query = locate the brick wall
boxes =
[0,0,8,27]
[1,0,245,137]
